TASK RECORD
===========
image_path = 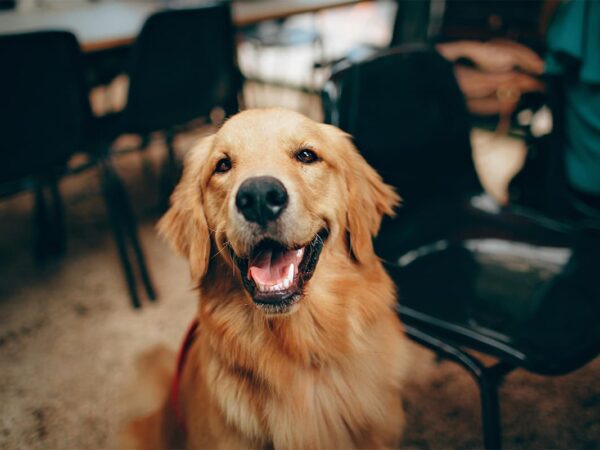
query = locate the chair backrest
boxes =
[389,0,431,46]
[322,46,482,208]
[0,31,89,185]
[122,2,241,134]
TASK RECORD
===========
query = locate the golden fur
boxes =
[124,108,408,449]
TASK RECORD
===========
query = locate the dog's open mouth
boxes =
[231,229,328,313]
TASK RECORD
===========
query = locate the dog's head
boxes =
[159,109,399,314]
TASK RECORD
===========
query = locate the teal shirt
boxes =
[545,0,600,194]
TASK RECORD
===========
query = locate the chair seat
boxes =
[382,194,600,375]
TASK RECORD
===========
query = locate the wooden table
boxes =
[0,0,365,52]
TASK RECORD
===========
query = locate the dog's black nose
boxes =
[236,176,288,227]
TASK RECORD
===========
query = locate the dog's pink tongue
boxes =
[248,248,298,285]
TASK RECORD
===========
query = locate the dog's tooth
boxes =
[296,248,304,258]
[283,278,290,289]
[287,263,295,281]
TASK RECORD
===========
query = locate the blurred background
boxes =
[0,0,598,449]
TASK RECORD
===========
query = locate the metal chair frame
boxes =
[404,324,514,450]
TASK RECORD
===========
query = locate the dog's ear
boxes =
[324,125,400,263]
[157,136,214,281]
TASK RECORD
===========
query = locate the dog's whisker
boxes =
[210,244,229,262]
[207,225,219,233]
[209,240,239,279]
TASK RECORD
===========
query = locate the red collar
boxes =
[170,318,199,431]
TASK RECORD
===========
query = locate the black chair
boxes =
[0,31,155,308]
[323,47,600,449]
[94,2,243,204]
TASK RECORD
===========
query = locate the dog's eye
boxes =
[295,149,319,164]
[214,157,232,174]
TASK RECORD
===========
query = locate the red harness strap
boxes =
[170,318,200,432]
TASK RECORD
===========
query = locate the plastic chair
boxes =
[0,31,155,308]
[93,2,243,204]
[322,46,600,449]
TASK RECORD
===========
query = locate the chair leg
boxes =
[139,134,156,183]
[101,158,157,304]
[403,325,515,450]
[33,182,50,261]
[129,227,157,301]
[160,129,179,210]
[100,160,141,308]
[478,366,502,450]
[481,362,515,449]
[48,179,66,256]
[111,167,157,302]
[33,178,66,260]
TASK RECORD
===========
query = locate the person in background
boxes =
[544,0,600,216]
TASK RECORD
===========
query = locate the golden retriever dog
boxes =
[124,108,408,449]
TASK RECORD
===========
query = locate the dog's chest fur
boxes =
[185,300,405,449]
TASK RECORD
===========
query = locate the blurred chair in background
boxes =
[0,0,15,9]
[0,31,155,308]
[323,46,600,450]
[92,1,243,207]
